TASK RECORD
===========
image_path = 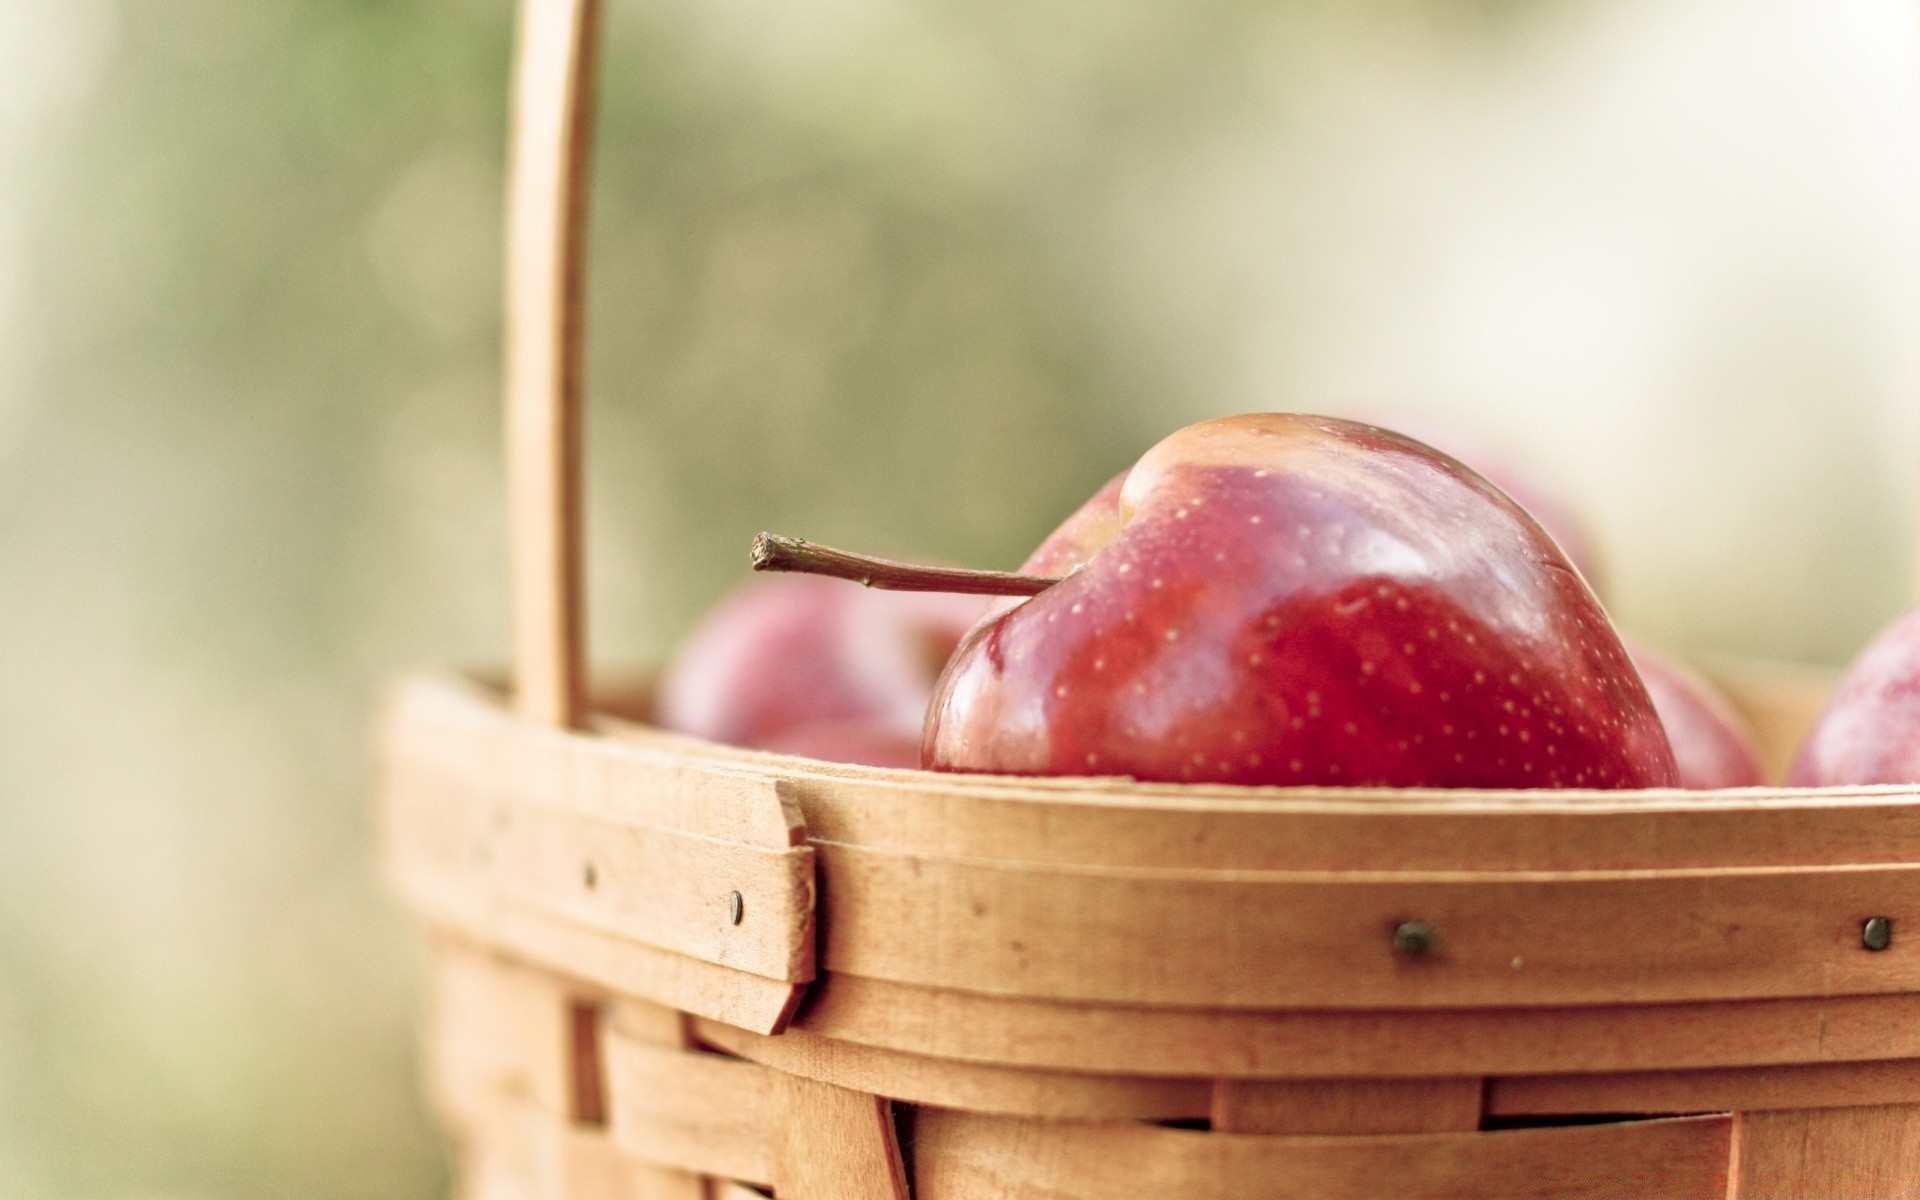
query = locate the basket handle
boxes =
[504,0,602,729]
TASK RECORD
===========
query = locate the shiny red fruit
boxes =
[924,414,1678,789]
[1788,606,1920,787]
[1351,410,1606,594]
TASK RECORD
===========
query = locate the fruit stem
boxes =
[751,533,1064,597]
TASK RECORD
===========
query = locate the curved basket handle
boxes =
[504,0,602,728]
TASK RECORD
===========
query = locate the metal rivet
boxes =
[728,891,744,926]
[582,862,597,890]
[1392,921,1435,957]
[1864,917,1893,952]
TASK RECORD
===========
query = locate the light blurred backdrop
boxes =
[0,0,1914,1194]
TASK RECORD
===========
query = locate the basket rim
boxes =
[386,670,1920,1052]
[551,681,1901,819]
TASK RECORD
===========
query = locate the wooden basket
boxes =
[379,2,1920,1195]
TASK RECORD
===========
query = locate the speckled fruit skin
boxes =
[1627,640,1765,789]
[1351,410,1606,595]
[660,575,983,767]
[924,414,1678,789]
[1788,607,1920,787]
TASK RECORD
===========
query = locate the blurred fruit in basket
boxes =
[757,718,925,770]
[924,413,1678,789]
[1627,640,1766,788]
[1787,606,1920,786]
[659,575,983,766]
[1353,410,1606,594]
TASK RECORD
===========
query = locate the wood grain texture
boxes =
[417,897,803,1035]
[769,1074,909,1200]
[430,951,718,1198]
[557,1123,709,1200]
[428,940,574,1126]
[381,678,814,1032]
[608,994,694,1049]
[388,769,812,980]
[796,972,1920,1078]
[1731,1104,1920,1199]
[1491,1058,1920,1117]
[446,1092,551,1200]
[909,1108,1732,1200]
[811,842,1920,1009]
[504,0,599,729]
[392,678,807,847]
[394,667,1920,1197]
[602,1027,773,1186]
[607,995,710,1200]
[1211,1077,1484,1134]
[453,1090,718,1200]
[693,1018,1210,1121]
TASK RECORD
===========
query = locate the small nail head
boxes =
[728,891,744,925]
[1864,916,1893,952]
[1392,921,1435,957]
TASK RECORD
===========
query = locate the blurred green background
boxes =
[0,0,1914,1194]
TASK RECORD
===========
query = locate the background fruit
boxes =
[1788,607,1920,787]
[660,575,983,765]
[1627,640,1766,788]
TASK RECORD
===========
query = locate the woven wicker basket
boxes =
[379,2,1920,1195]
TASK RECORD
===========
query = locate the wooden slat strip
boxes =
[1730,1103,1920,1199]
[770,1074,910,1200]
[692,1018,1210,1122]
[814,841,1920,1009]
[381,678,816,1032]
[427,940,574,1127]
[796,973,1920,1079]
[454,1087,728,1200]
[810,787,1920,872]
[1210,1078,1484,1135]
[559,1121,710,1200]
[429,948,720,1197]
[1490,1059,1920,1117]
[392,677,807,847]
[908,1109,1732,1200]
[602,1026,774,1186]
[504,983,1920,1127]
[610,997,712,1200]
[387,769,813,981]
[503,0,599,730]
[444,1090,551,1200]
[414,899,803,1035]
